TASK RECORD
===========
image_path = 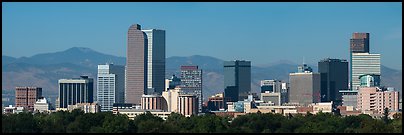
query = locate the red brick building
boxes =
[15,87,42,111]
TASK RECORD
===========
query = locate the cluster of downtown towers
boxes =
[58,24,380,113]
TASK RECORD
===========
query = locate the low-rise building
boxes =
[116,109,172,120]
[207,93,228,111]
[339,90,358,109]
[67,103,100,113]
[34,97,50,113]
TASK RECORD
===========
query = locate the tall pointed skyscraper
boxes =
[126,24,147,105]
[125,24,166,105]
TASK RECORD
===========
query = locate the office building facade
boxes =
[142,29,166,95]
[126,24,166,104]
[357,87,399,114]
[97,64,125,112]
[339,90,358,109]
[260,80,282,93]
[15,87,42,111]
[224,60,251,102]
[318,58,348,105]
[58,76,94,108]
[180,65,202,113]
[34,97,50,113]
[141,94,167,110]
[350,32,370,53]
[289,71,321,106]
[126,24,147,104]
[207,93,227,111]
[178,94,198,117]
[351,53,381,90]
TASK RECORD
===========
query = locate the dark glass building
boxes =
[318,58,348,105]
[58,76,94,108]
[224,60,251,101]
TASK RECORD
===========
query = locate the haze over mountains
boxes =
[2,47,402,104]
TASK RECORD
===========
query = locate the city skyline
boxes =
[2,2,402,70]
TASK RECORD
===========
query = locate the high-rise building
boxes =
[318,58,348,105]
[350,32,370,53]
[180,66,202,113]
[224,60,251,102]
[58,76,93,109]
[142,29,166,95]
[289,65,321,106]
[15,87,42,111]
[97,64,125,112]
[126,24,166,105]
[126,24,147,105]
[351,53,381,90]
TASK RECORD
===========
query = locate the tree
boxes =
[382,107,390,124]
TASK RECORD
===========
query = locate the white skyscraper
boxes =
[351,53,381,91]
[97,64,125,112]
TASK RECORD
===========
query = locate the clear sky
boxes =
[2,2,402,70]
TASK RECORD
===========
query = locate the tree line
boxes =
[2,110,402,133]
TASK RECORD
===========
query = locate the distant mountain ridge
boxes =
[2,47,402,104]
[4,47,126,68]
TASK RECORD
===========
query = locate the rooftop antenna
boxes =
[303,56,305,65]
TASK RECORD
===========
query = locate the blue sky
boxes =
[2,2,402,70]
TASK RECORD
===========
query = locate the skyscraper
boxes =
[126,24,166,104]
[351,53,381,90]
[180,66,203,113]
[15,87,42,111]
[350,32,370,53]
[126,24,147,105]
[58,76,93,108]
[318,58,348,105]
[349,32,377,91]
[224,60,251,101]
[289,65,321,106]
[97,64,125,112]
[142,29,166,95]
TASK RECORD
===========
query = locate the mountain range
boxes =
[2,47,402,104]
